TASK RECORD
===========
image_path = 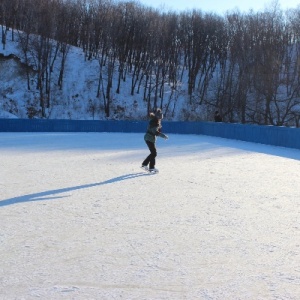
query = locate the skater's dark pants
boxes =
[142,141,157,169]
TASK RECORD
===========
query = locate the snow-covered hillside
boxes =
[0,30,187,121]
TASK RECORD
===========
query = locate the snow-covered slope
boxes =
[0,30,185,120]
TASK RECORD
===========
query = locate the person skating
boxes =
[141,108,168,173]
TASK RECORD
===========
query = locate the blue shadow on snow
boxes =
[0,172,148,207]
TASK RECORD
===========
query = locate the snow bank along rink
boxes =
[0,132,299,300]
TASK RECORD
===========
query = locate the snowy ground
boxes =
[0,132,300,300]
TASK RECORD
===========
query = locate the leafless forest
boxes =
[1,0,300,125]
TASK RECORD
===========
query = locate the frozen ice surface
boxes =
[0,132,299,299]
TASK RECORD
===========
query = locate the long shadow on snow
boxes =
[0,172,148,207]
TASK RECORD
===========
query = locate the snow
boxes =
[0,30,183,120]
[1,132,300,299]
[0,110,17,119]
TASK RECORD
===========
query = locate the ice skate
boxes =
[148,168,159,174]
[141,165,149,171]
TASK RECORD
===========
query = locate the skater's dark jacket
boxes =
[144,114,167,143]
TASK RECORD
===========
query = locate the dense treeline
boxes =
[1,0,300,125]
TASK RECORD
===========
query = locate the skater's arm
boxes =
[155,129,168,140]
[147,122,168,140]
[159,132,168,139]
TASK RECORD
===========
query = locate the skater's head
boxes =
[149,108,163,120]
[155,108,163,120]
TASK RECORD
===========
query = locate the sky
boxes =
[137,0,300,15]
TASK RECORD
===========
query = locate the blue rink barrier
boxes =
[0,119,148,133]
[0,119,300,150]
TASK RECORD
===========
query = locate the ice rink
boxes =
[1,132,299,299]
